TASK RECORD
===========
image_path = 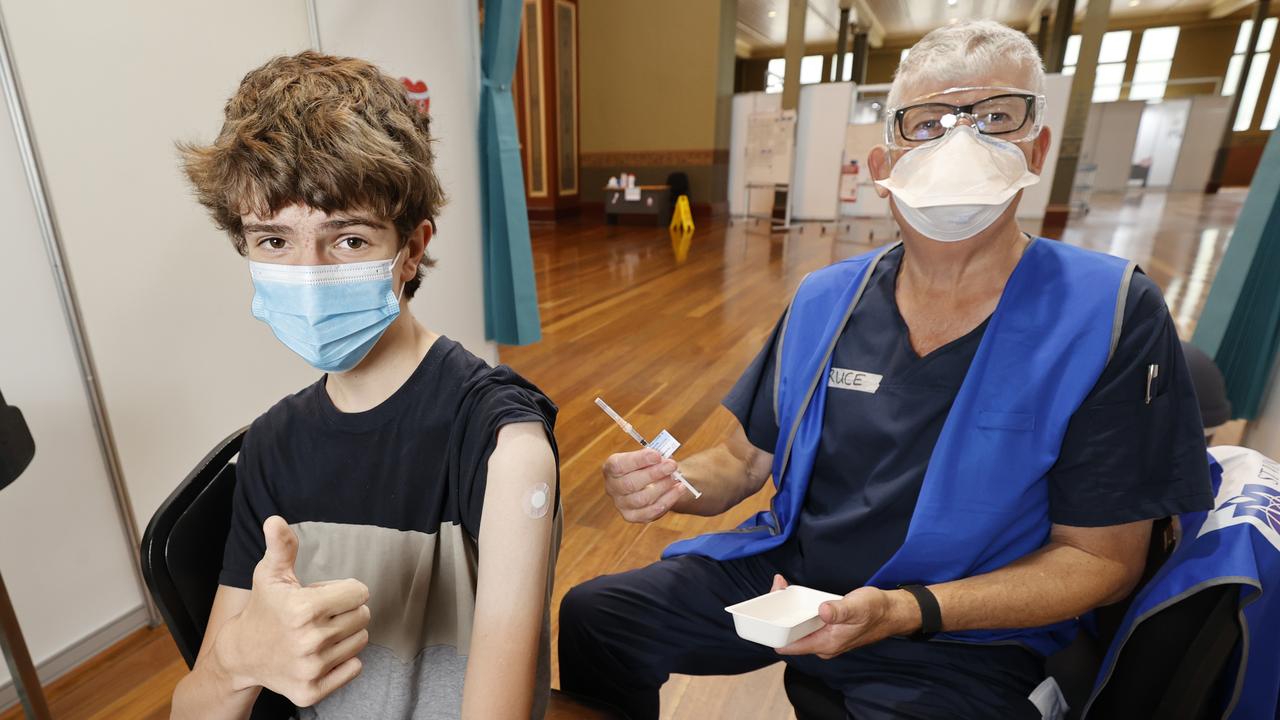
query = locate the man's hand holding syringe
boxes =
[596,398,776,523]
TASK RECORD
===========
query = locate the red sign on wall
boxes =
[400,77,430,115]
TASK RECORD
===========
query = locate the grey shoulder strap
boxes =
[771,277,804,426]
[1108,261,1139,366]
[772,242,901,426]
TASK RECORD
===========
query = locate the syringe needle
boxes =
[594,397,647,445]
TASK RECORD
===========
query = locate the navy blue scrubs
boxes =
[560,244,1214,719]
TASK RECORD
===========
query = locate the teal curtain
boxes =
[1191,127,1280,419]
[479,0,541,345]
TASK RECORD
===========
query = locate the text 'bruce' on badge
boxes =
[827,368,883,394]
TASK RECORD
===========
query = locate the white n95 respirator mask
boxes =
[875,125,1040,243]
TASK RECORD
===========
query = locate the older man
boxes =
[558,20,1213,719]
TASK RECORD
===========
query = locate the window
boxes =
[799,54,824,85]
[1095,31,1132,101]
[1262,67,1280,130]
[1062,34,1080,73]
[764,54,831,93]
[1129,26,1179,101]
[765,58,784,93]
[1061,31,1132,102]
[1222,17,1277,130]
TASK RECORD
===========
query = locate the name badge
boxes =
[827,367,882,394]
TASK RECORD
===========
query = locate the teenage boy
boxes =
[170,51,560,720]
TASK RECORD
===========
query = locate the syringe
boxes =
[594,397,702,499]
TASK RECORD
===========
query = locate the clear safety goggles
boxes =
[884,86,1047,149]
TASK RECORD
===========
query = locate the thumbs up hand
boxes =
[254,514,302,587]
[216,516,371,707]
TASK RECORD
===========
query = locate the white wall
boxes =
[1245,356,1280,459]
[315,0,493,364]
[0,62,144,692]
[1,0,317,534]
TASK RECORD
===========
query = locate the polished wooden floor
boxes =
[0,188,1245,720]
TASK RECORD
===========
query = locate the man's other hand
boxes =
[216,516,371,707]
[602,449,686,523]
[774,579,919,660]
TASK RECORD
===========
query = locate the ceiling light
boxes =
[768,10,777,17]
[1128,0,1139,5]
[947,0,958,6]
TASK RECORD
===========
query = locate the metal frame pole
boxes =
[306,0,322,52]
[850,29,869,85]
[1035,12,1050,60]
[0,572,51,719]
[1044,0,1076,74]
[781,0,806,110]
[834,8,850,82]
[0,4,158,627]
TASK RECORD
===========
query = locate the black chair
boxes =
[1181,341,1232,432]
[782,518,1241,719]
[140,428,293,719]
[666,171,691,215]
[141,427,623,720]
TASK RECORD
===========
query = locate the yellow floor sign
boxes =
[669,194,695,234]
[670,225,693,263]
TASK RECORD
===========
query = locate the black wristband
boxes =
[899,584,942,640]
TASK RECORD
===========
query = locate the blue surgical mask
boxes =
[249,251,404,372]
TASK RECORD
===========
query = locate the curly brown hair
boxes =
[179,50,445,298]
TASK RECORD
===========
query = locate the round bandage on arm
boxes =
[524,482,552,519]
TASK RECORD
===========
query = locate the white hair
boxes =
[888,20,1046,109]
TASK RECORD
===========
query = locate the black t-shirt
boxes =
[725,244,1214,595]
[219,335,559,589]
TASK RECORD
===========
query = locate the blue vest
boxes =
[664,238,1135,655]
[1085,447,1280,717]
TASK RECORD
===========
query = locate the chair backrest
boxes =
[0,386,35,492]
[1085,583,1240,718]
[140,427,245,665]
[784,515,1234,720]
[140,427,294,719]
[666,171,690,200]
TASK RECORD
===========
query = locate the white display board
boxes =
[792,82,854,221]
[745,110,796,187]
[1133,99,1191,188]
[1017,73,1071,220]
[1081,100,1145,192]
[727,91,780,216]
[1171,95,1232,192]
[840,122,890,219]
